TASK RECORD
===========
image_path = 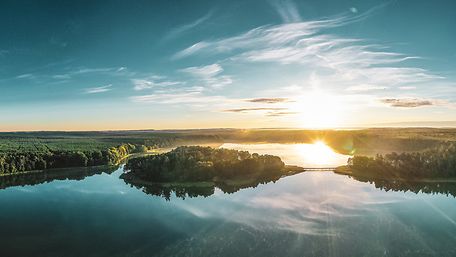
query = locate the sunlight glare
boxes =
[294,141,340,166]
[290,91,345,129]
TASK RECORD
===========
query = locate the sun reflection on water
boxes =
[220,142,349,168]
[294,141,342,166]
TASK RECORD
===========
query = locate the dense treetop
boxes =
[124,146,285,182]
[347,142,456,178]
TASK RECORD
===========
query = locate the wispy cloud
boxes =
[163,10,213,41]
[84,84,112,94]
[224,107,298,117]
[131,91,225,104]
[173,13,375,59]
[60,66,131,79]
[173,42,210,59]
[16,73,35,79]
[173,8,441,90]
[181,63,223,77]
[73,67,116,75]
[269,0,301,23]
[245,97,291,103]
[380,97,450,108]
[180,63,232,89]
[224,107,287,113]
[52,74,71,80]
[132,77,182,91]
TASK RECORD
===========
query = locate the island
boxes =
[121,146,304,199]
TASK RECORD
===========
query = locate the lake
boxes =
[1,143,456,257]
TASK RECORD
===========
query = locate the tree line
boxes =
[348,141,456,178]
[0,143,145,175]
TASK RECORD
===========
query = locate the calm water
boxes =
[1,144,456,257]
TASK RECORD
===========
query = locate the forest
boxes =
[0,143,140,175]
[345,141,456,178]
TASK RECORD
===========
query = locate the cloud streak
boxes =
[380,97,451,108]
[270,0,301,23]
[174,8,442,90]
[245,97,291,103]
[16,73,35,79]
[163,10,213,41]
[131,91,225,104]
[132,77,182,91]
[180,64,232,89]
[84,84,112,94]
[224,107,287,113]
[181,64,223,77]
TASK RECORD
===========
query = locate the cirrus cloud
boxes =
[84,84,112,94]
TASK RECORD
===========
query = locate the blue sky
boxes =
[1,0,455,131]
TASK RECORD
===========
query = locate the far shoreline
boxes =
[334,166,456,183]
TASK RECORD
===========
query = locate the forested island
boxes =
[122,146,301,196]
[124,146,287,182]
[336,141,456,180]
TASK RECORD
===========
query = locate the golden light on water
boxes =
[294,141,343,166]
[221,141,349,168]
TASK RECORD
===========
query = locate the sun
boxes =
[290,91,345,128]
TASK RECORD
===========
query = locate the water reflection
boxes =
[122,173,286,200]
[0,165,118,190]
[1,144,456,256]
[349,175,456,197]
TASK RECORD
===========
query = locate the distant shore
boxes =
[334,165,456,183]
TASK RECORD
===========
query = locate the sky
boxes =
[1,0,455,131]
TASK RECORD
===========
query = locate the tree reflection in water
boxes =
[0,165,118,190]
[124,171,456,200]
[121,173,285,201]
[1,166,456,199]
[349,175,456,197]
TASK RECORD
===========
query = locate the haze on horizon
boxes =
[1,0,455,131]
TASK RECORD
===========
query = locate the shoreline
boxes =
[0,151,160,178]
[334,166,456,183]
[121,165,305,189]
